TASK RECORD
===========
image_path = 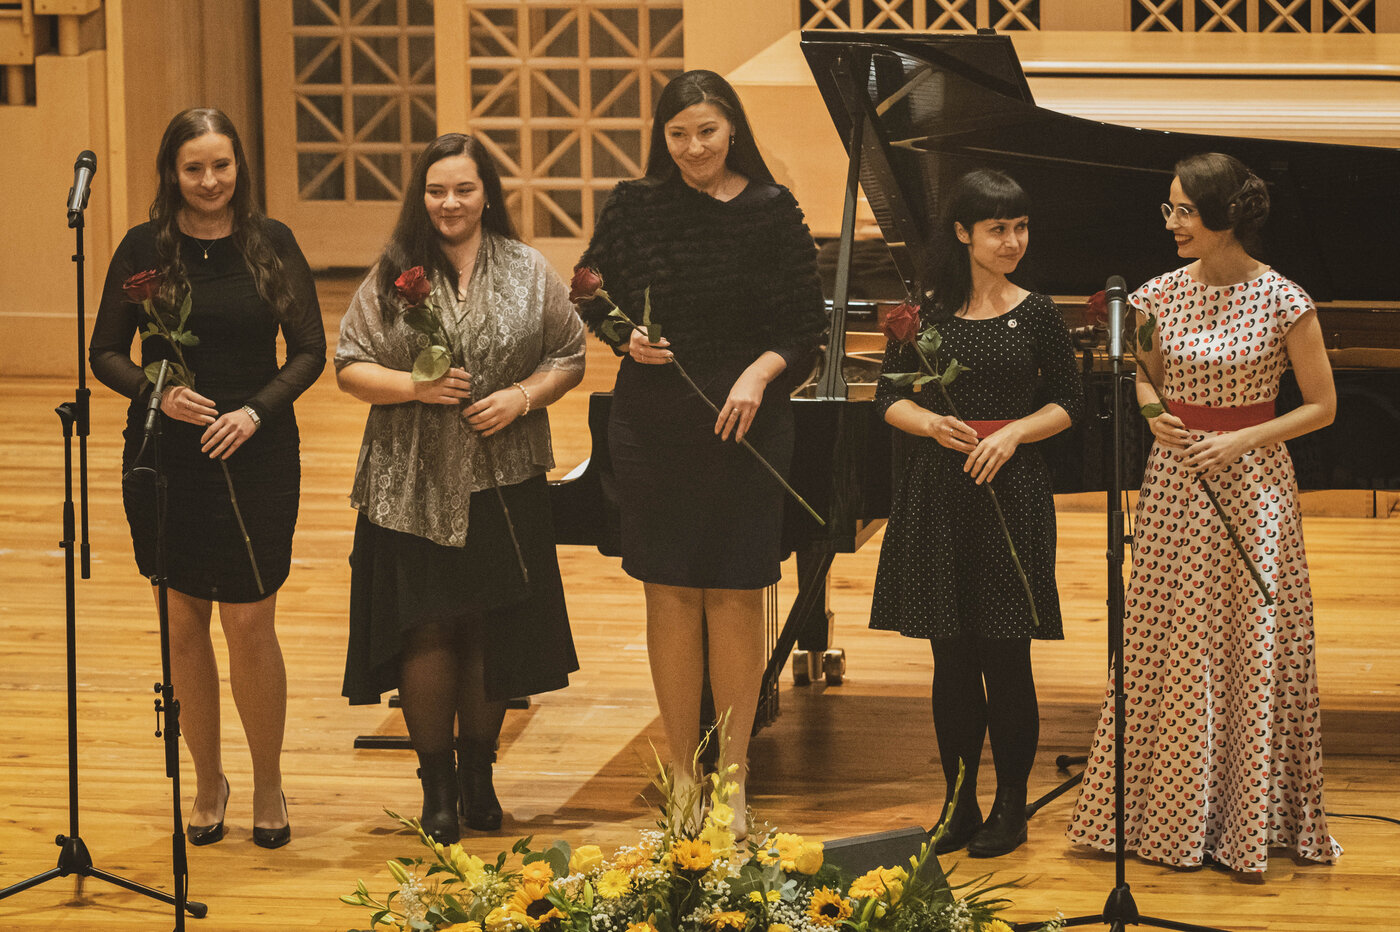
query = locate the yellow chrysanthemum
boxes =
[847,865,907,903]
[520,859,555,883]
[806,887,852,926]
[705,910,749,930]
[767,925,793,932]
[439,924,485,932]
[624,923,660,932]
[670,837,715,873]
[507,879,565,930]
[982,921,1014,932]
[595,869,631,899]
[570,844,604,875]
[746,890,781,904]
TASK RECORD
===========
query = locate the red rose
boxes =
[122,268,163,304]
[1084,290,1108,328]
[879,299,920,344]
[569,266,603,303]
[395,266,431,305]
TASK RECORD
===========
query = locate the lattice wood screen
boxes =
[799,0,1042,31]
[1132,0,1376,32]
[445,0,684,242]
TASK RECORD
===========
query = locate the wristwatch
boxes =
[240,404,262,428]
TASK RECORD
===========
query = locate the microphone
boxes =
[1105,275,1128,361]
[67,150,97,223]
[144,359,172,439]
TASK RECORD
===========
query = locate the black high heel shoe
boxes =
[186,775,230,847]
[252,791,291,849]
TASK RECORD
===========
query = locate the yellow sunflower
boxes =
[670,837,715,873]
[705,910,750,930]
[624,923,659,932]
[595,869,631,899]
[507,879,565,930]
[806,887,852,927]
[767,926,793,932]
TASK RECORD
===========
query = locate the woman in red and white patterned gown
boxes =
[1065,152,1341,873]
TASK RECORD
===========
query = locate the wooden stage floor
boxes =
[2,286,1397,930]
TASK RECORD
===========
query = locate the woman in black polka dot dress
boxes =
[870,169,1082,858]
[1067,153,1340,872]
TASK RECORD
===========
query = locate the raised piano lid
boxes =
[800,30,1400,305]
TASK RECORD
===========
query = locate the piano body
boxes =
[550,31,1400,730]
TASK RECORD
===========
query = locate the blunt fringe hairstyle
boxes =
[1175,151,1270,255]
[643,70,774,186]
[373,133,517,316]
[921,168,1031,322]
[151,108,295,319]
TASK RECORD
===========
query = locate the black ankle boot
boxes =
[416,750,460,844]
[458,740,502,832]
[967,785,1027,858]
[932,790,983,855]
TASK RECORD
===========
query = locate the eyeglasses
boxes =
[1160,203,1198,222]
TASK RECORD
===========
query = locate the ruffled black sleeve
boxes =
[762,188,828,374]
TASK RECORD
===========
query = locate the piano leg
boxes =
[756,547,844,731]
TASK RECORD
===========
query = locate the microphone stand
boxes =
[1017,284,1226,932]
[0,184,205,929]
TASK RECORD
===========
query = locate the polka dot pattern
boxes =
[870,293,1083,640]
[1065,267,1342,873]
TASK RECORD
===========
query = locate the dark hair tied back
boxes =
[1174,152,1269,255]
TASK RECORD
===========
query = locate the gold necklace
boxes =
[189,234,220,260]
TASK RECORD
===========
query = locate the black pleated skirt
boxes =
[341,473,577,704]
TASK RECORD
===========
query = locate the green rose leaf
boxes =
[941,359,968,385]
[883,371,919,387]
[914,374,936,387]
[142,361,166,385]
[916,328,942,357]
[1137,315,1157,352]
[172,329,200,346]
[177,292,193,329]
[411,345,452,382]
[1140,402,1165,419]
[643,286,662,343]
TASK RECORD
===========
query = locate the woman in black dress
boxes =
[574,70,826,835]
[870,169,1081,857]
[337,134,584,843]
[90,108,325,848]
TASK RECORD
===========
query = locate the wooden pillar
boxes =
[4,65,25,104]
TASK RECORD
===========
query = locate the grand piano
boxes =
[551,30,1400,730]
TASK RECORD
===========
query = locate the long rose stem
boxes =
[455,416,530,585]
[146,300,265,594]
[910,340,1040,627]
[602,302,825,527]
[1130,352,1274,606]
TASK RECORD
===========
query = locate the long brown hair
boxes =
[372,133,516,317]
[150,108,295,319]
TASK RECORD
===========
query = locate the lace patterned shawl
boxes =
[335,234,585,546]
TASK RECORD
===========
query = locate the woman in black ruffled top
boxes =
[90,108,325,849]
[575,70,826,836]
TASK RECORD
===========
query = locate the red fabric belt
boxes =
[964,419,1015,439]
[1172,400,1275,432]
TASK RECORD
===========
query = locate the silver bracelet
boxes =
[240,404,262,428]
[513,382,531,417]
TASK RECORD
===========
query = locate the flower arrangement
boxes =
[878,299,1038,626]
[568,267,824,528]
[342,740,1061,932]
[122,268,264,594]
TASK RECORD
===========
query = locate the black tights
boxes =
[930,632,1038,799]
[399,620,507,756]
